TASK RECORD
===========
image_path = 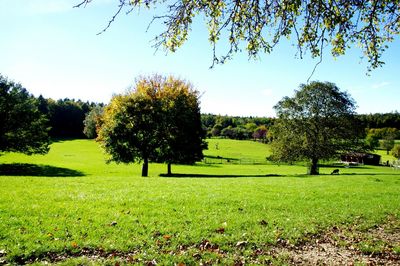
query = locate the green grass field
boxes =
[203,139,272,163]
[0,139,399,265]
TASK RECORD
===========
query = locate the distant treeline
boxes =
[358,113,400,129]
[34,96,400,140]
[201,114,274,141]
[37,96,103,138]
[201,113,400,141]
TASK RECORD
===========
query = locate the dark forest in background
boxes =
[36,94,400,141]
[37,96,103,139]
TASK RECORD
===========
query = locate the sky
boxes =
[0,0,399,117]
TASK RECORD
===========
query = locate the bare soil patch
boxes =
[269,216,400,265]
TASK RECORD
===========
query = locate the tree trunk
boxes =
[142,157,149,177]
[167,163,172,176]
[309,158,319,175]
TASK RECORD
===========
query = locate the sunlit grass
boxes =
[0,139,399,264]
[374,149,398,164]
[204,138,271,160]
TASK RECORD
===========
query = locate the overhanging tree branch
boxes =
[76,0,400,73]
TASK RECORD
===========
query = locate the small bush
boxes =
[391,144,400,159]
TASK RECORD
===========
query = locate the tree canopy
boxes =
[0,75,50,155]
[76,0,400,71]
[270,81,364,175]
[83,105,104,139]
[155,76,207,174]
[97,75,206,177]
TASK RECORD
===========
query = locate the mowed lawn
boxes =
[0,139,399,264]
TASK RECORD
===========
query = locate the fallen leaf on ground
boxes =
[146,259,157,266]
[163,234,172,240]
[216,227,225,234]
[236,241,248,247]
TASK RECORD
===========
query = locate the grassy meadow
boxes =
[0,139,399,265]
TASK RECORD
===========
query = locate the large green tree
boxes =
[156,77,207,175]
[0,75,50,155]
[98,91,162,177]
[271,81,364,175]
[97,75,206,177]
[76,0,400,71]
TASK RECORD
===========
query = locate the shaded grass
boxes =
[0,139,399,264]
[0,163,84,177]
[160,173,282,178]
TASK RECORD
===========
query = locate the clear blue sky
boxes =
[0,0,399,117]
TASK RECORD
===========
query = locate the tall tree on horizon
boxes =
[0,74,50,156]
[271,81,365,175]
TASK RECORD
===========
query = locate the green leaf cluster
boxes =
[83,105,104,139]
[365,133,380,150]
[381,134,395,154]
[392,144,400,159]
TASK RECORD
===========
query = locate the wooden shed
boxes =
[340,152,381,166]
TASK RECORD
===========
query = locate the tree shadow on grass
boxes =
[192,163,222,168]
[318,164,375,169]
[335,172,400,176]
[0,163,85,177]
[160,173,282,178]
[293,172,400,178]
[204,155,239,161]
